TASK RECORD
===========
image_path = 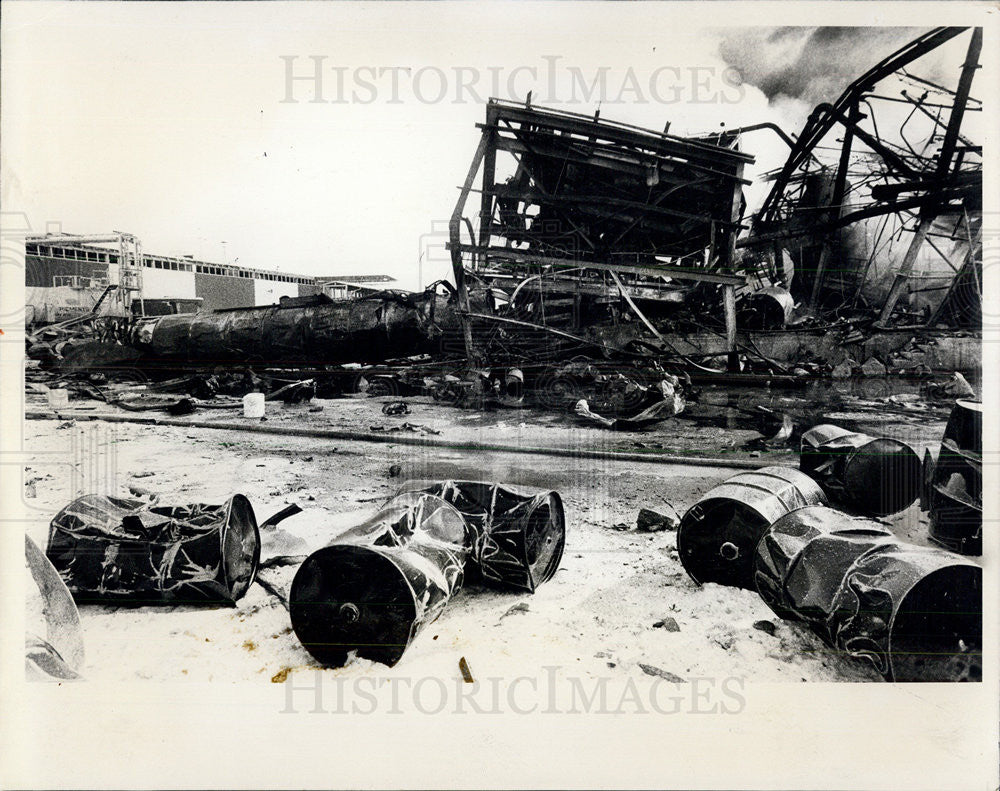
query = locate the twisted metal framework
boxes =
[448,99,754,360]
[740,27,982,326]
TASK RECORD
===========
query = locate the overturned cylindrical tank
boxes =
[737,286,795,329]
[677,466,827,589]
[289,492,470,667]
[135,290,456,366]
[754,505,982,682]
[800,424,922,516]
[46,494,260,605]
[398,479,566,592]
[928,399,982,555]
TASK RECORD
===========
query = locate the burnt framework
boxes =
[447,99,753,363]
[740,27,982,326]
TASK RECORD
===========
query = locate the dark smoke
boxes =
[717,27,932,108]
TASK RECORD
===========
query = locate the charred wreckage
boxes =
[26,27,982,683]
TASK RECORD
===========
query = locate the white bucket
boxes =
[243,392,265,418]
[48,389,69,409]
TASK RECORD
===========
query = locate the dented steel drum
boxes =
[398,479,566,592]
[928,400,983,555]
[289,493,469,668]
[800,424,922,516]
[737,286,795,329]
[754,505,982,682]
[677,467,827,589]
[46,494,260,606]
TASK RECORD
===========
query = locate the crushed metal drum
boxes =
[398,479,566,592]
[928,399,982,555]
[754,505,982,682]
[677,466,827,589]
[46,494,260,605]
[737,286,795,330]
[800,424,922,516]
[289,492,469,668]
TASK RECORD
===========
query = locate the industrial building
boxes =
[23,233,394,324]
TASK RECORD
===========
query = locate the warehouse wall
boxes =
[253,278,298,305]
[141,267,197,300]
[194,272,256,310]
[24,255,108,287]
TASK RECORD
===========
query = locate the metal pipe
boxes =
[26,410,773,470]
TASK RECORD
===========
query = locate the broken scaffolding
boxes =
[447,99,755,364]
[740,26,983,328]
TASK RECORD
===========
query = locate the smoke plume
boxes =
[717,27,933,109]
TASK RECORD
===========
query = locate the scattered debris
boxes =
[636,508,678,533]
[653,617,681,632]
[459,656,474,683]
[752,620,776,637]
[381,401,410,416]
[638,664,686,683]
[501,602,531,620]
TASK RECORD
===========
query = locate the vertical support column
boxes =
[478,105,498,251]
[725,159,745,371]
[809,100,860,310]
[877,214,935,325]
[723,283,737,368]
[449,130,493,362]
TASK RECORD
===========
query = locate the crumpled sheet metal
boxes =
[46,494,260,605]
[754,505,982,682]
[289,492,470,667]
[800,424,922,516]
[677,466,827,589]
[26,536,85,681]
[398,479,566,592]
[573,378,684,430]
[928,400,983,555]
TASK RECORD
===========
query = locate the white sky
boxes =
[0,2,987,290]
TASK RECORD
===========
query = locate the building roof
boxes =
[316,274,396,284]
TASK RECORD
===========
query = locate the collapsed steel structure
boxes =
[448,99,754,362]
[740,26,983,326]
